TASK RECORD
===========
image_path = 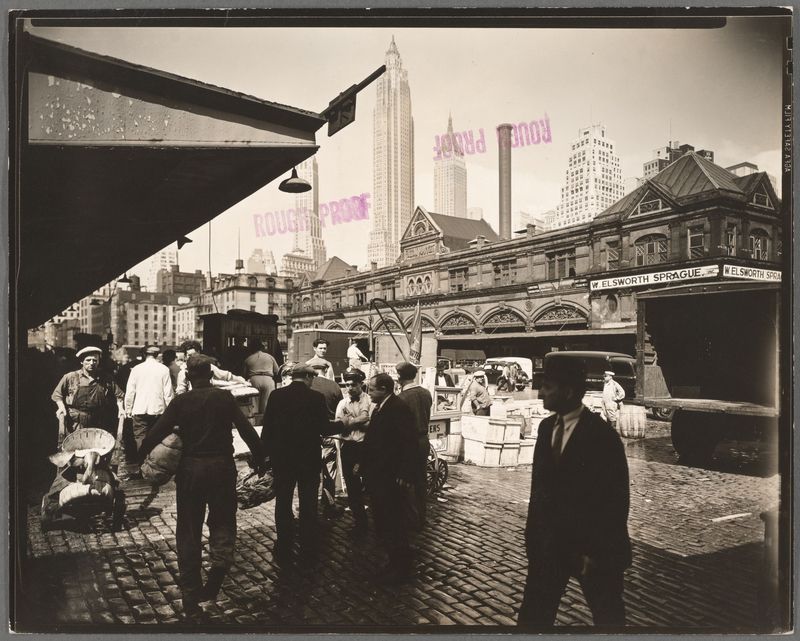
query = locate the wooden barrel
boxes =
[617,404,647,438]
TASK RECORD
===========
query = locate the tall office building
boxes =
[367,36,415,267]
[553,124,623,229]
[247,248,277,275]
[643,142,714,179]
[142,249,178,292]
[292,157,326,271]
[434,114,467,218]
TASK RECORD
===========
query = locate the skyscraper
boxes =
[247,248,277,274]
[292,157,326,271]
[143,249,178,292]
[434,114,467,218]
[553,124,623,229]
[367,36,415,268]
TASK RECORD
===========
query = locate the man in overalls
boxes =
[51,346,124,442]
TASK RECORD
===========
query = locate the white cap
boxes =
[604,370,615,376]
[76,346,102,359]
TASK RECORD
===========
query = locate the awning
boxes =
[15,31,328,329]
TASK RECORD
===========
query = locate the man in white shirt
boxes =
[335,370,372,537]
[601,370,626,428]
[305,338,335,381]
[346,338,369,371]
[124,345,174,467]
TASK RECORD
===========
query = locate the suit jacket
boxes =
[261,381,341,478]
[398,385,433,445]
[525,407,631,570]
[362,394,419,486]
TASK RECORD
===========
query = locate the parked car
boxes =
[532,351,637,398]
[483,357,533,392]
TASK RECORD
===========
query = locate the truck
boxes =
[635,280,781,464]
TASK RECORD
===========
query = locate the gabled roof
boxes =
[421,209,500,251]
[312,256,354,283]
[593,152,779,225]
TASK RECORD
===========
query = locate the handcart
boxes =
[41,425,126,531]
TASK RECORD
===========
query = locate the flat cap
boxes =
[604,370,615,376]
[145,345,160,355]
[395,361,418,379]
[291,364,317,378]
[76,346,103,359]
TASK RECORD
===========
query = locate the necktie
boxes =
[551,416,565,464]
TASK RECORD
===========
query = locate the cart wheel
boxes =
[652,407,676,421]
[434,459,448,491]
[111,490,126,532]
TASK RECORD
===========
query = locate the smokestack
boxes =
[497,123,513,240]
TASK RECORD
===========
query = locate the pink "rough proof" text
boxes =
[433,114,552,160]
[253,193,370,237]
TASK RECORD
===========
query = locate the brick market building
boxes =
[288,153,783,364]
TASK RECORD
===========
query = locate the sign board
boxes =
[722,264,781,282]
[590,264,719,291]
[428,418,449,440]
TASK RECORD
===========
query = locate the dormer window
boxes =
[752,187,772,208]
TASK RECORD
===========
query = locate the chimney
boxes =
[129,275,141,292]
[345,268,352,277]
[526,223,537,238]
[497,123,513,240]
[351,264,358,273]
[371,261,378,271]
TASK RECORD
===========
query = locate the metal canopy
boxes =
[15,32,327,329]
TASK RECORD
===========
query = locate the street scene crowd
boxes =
[34,334,639,627]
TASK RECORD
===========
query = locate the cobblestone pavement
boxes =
[19,419,780,632]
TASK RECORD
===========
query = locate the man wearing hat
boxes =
[310,362,345,520]
[261,364,345,560]
[396,361,433,530]
[52,346,125,440]
[124,345,175,466]
[139,355,266,620]
[519,356,631,628]
[601,370,626,429]
[464,369,492,416]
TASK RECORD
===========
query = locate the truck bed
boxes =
[642,397,779,417]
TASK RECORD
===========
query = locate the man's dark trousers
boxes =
[370,481,413,573]
[274,471,320,551]
[132,413,160,454]
[175,456,237,604]
[518,555,626,626]
[339,441,367,527]
[415,436,429,528]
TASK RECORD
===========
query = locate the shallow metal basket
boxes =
[61,428,116,460]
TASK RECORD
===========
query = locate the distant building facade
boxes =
[293,157,326,272]
[553,124,624,229]
[247,248,278,275]
[642,142,714,180]
[289,154,782,362]
[156,264,206,296]
[466,207,484,221]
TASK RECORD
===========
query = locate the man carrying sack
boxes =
[138,355,266,621]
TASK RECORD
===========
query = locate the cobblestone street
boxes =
[19,420,780,632]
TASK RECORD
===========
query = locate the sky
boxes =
[30,17,788,276]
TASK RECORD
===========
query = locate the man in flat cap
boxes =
[52,345,124,442]
[261,364,345,560]
[518,356,631,628]
[396,361,433,530]
[124,345,175,472]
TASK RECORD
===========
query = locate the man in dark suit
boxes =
[261,364,344,561]
[362,373,420,584]
[396,361,433,530]
[518,356,631,628]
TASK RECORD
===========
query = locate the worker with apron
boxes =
[52,346,125,443]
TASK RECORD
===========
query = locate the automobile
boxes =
[483,357,533,392]
[532,351,637,398]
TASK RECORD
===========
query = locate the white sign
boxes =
[722,264,782,282]
[428,419,448,440]
[590,264,719,291]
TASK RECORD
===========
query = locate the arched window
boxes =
[634,234,668,266]
[423,275,432,294]
[749,229,770,261]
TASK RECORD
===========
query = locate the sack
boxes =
[141,432,183,485]
[236,466,275,509]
